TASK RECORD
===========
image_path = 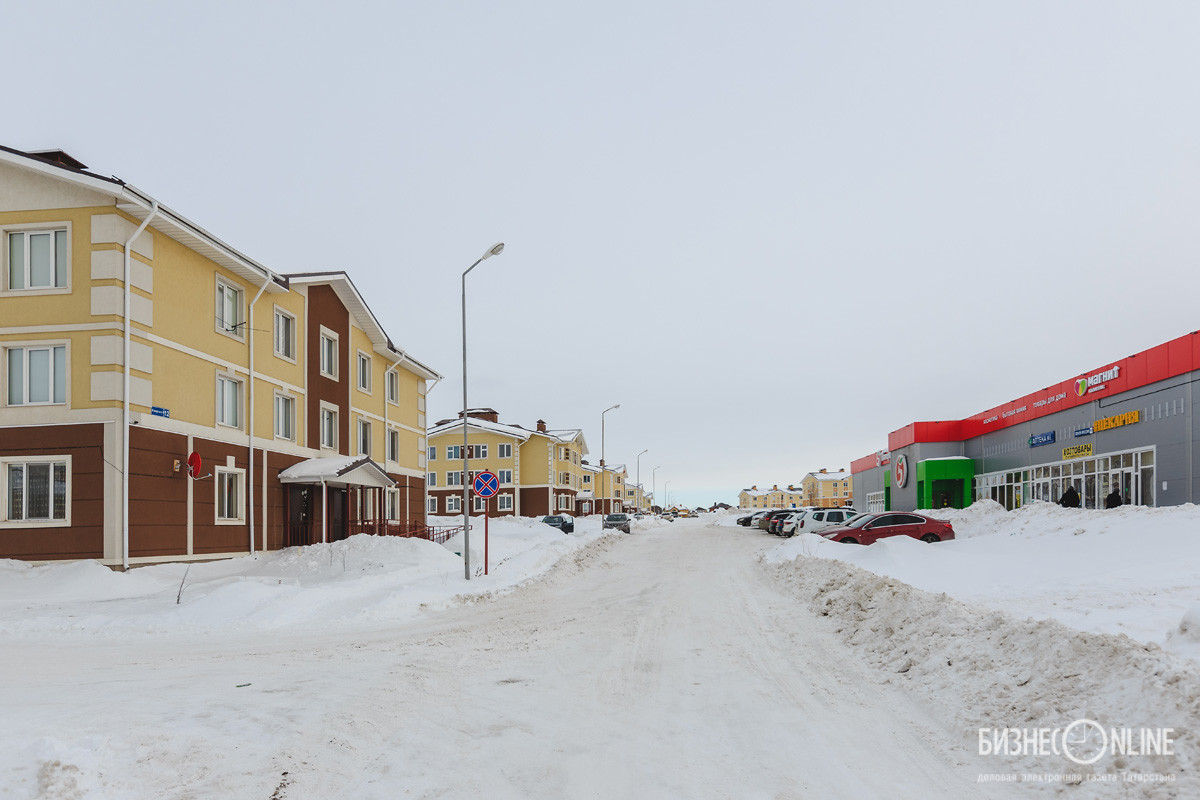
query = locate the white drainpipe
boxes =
[122,199,158,571]
[246,274,272,555]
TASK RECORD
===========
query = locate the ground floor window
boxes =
[427,497,437,514]
[446,495,461,513]
[557,494,574,511]
[498,494,513,511]
[3,457,69,523]
[215,467,245,523]
[472,495,486,512]
[865,490,885,513]
[386,488,400,519]
[975,446,1155,510]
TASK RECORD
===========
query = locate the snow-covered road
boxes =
[5,521,1022,799]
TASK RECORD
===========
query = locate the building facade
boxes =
[426,410,588,518]
[801,469,853,507]
[852,330,1200,513]
[0,146,438,565]
[737,484,804,510]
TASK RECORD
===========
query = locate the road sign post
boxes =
[473,471,499,576]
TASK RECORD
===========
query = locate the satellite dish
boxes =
[187,452,202,478]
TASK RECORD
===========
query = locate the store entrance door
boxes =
[1110,469,1134,506]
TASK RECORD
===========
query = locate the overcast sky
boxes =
[8,1,1200,508]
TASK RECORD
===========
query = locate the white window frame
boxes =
[357,350,373,393]
[214,465,246,524]
[447,470,463,487]
[558,494,573,510]
[427,446,437,461]
[447,445,461,460]
[319,327,338,379]
[446,495,461,513]
[5,343,67,406]
[357,417,372,457]
[386,487,400,520]
[273,307,297,362]
[319,402,339,451]
[498,443,512,459]
[498,469,513,485]
[215,276,245,340]
[3,223,71,295]
[473,495,486,512]
[273,391,296,441]
[387,428,400,463]
[215,372,243,429]
[386,369,400,404]
[428,472,437,487]
[1,455,71,527]
[427,497,438,514]
[468,444,488,459]
[497,494,513,511]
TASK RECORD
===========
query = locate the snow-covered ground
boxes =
[1,505,1197,798]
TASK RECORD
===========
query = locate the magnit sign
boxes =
[1076,365,1120,397]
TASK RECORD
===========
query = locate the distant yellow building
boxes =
[737,484,804,510]
[801,469,853,507]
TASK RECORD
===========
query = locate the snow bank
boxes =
[766,501,1200,657]
[0,516,618,637]
[763,555,1200,797]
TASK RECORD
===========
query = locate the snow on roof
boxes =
[278,456,394,488]
[428,418,587,450]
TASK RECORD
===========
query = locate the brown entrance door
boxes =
[286,486,312,547]
[328,488,349,542]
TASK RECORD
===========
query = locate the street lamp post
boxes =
[652,466,660,513]
[664,480,671,512]
[635,449,647,512]
[461,242,505,581]
[600,403,620,514]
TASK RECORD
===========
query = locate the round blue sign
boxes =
[473,471,499,498]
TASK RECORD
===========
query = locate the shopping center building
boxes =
[852,329,1199,513]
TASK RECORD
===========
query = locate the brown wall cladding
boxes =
[264,450,306,551]
[128,427,189,557]
[390,474,426,525]
[0,423,105,561]
[305,285,350,454]
[520,488,550,518]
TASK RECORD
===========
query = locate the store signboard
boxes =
[1073,426,1094,438]
[1094,410,1140,432]
[1063,443,1093,460]
[1029,431,1056,448]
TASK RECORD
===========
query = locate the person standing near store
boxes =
[1060,484,1081,508]
[1105,488,1123,508]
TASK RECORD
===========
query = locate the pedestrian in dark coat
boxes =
[1105,489,1123,509]
[1060,485,1081,508]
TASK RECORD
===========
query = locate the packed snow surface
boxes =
[2,504,1198,798]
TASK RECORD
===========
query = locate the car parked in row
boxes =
[782,507,857,537]
[540,514,575,534]
[819,512,953,545]
[758,509,794,532]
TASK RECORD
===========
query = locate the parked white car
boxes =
[782,507,857,537]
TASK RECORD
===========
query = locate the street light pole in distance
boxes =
[600,403,620,515]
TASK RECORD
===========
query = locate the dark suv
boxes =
[541,514,575,534]
[603,513,631,533]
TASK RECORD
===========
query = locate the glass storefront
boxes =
[974,447,1155,510]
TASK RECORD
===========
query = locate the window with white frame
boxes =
[215,466,245,523]
[3,457,69,524]
[6,345,66,406]
[497,494,513,511]
[320,405,338,449]
[386,488,400,520]
[498,443,512,459]
[386,370,399,403]
[273,308,296,360]
[498,469,512,485]
[387,429,400,462]
[216,278,244,337]
[558,495,572,510]
[446,445,461,460]
[559,471,571,486]
[216,374,242,428]
[582,473,592,485]
[319,330,338,378]
[473,495,486,511]
[468,444,487,459]
[428,472,437,487]
[427,446,436,461]
[446,495,461,512]
[358,418,372,456]
[274,393,295,440]
[7,229,69,291]
[446,471,463,487]
[357,351,372,392]
[427,497,438,514]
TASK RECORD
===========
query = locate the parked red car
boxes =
[819,512,954,545]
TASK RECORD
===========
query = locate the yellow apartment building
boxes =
[801,469,853,507]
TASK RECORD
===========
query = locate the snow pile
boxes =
[763,556,1200,797]
[766,501,1200,658]
[0,516,616,636]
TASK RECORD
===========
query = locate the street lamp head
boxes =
[482,242,505,260]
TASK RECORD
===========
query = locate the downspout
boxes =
[383,360,399,521]
[247,273,272,555]
[122,199,158,571]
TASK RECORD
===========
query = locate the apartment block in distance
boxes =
[426,409,587,517]
[0,146,439,566]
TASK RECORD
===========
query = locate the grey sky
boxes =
[8,1,1200,508]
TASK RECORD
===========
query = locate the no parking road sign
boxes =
[473,471,499,498]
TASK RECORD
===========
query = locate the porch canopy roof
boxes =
[278,456,395,489]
